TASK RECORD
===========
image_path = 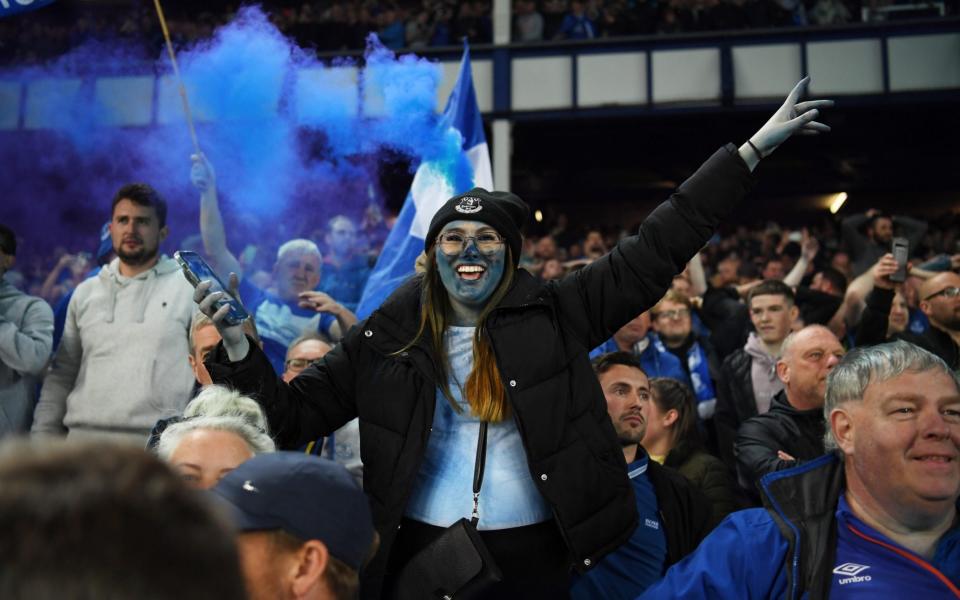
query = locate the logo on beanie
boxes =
[455,196,483,214]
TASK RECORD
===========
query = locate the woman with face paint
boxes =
[195,78,832,599]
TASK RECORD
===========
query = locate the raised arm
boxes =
[205,331,360,449]
[893,214,929,248]
[783,231,818,288]
[39,254,73,303]
[191,154,242,280]
[686,252,708,297]
[555,78,832,349]
[841,213,871,259]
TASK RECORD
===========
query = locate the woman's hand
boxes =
[194,272,250,361]
[745,77,834,161]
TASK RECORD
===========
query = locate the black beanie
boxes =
[425,188,529,265]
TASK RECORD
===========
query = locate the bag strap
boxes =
[470,421,489,526]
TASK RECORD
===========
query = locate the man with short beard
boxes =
[895,271,960,370]
[842,209,928,277]
[33,184,197,443]
[570,352,713,599]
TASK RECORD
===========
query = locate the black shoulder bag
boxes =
[396,421,503,600]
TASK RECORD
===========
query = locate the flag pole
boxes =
[152,0,201,155]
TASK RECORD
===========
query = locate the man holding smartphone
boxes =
[32,184,196,443]
[841,209,928,277]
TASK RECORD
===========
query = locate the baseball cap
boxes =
[212,452,374,570]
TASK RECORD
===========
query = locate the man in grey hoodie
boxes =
[0,225,54,437]
[32,184,196,444]
[714,280,799,470]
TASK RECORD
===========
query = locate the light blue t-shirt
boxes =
[404,326,553,530]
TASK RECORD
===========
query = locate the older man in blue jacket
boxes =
[640,340,960,599]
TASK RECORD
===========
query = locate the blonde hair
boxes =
[183,385,270,434]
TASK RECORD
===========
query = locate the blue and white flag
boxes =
[356,42,492,319]
[1,0,57,19]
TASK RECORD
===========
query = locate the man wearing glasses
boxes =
[896,272,960,369]
[282,333,362,485]
[649,291,721,421]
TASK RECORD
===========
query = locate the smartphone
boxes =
[890,237,909,283]
[174,250,250,326]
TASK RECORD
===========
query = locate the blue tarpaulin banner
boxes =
[1,0,56,19]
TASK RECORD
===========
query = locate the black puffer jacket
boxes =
[207,145,754,598]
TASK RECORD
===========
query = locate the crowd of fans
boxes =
[3,115,960,594]
[1,0,954,66]
[4,181,960,595]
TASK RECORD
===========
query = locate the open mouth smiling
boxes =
[456,264,486,281]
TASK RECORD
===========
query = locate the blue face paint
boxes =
[436,220,506,323]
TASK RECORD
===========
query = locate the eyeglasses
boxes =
[924,286,960,301]
[284,358,315,371]
[436,231,505,255]
[654,308,691,320]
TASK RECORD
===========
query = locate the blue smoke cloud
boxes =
[0,6,464,271]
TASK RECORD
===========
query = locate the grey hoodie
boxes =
[32,256,196,442]
[744,331,783,415]
[0,279,53,436]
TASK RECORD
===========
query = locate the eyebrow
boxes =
[444,226,497,234]
[880,394,960,405]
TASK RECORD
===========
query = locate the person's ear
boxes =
[159,225,169,243]
[789,304,799,321]
[919,299,933,318]
[291,540,329,598]
[830,407,855,455]
[663,408,679,428]
[776,360,789,385]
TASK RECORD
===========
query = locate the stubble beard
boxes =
[116,245,158,267]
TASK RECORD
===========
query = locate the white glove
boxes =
[749,77,833,158]
[193,273,250,362]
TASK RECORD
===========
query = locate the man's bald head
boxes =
[777,325,845,410]
[920,272,960,302]
[919,271,960,332]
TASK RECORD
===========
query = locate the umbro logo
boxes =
[242,480,259,493]
[455,196,483,214]
[833,563,872,585]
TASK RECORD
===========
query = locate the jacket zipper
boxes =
[846,523,960,597]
